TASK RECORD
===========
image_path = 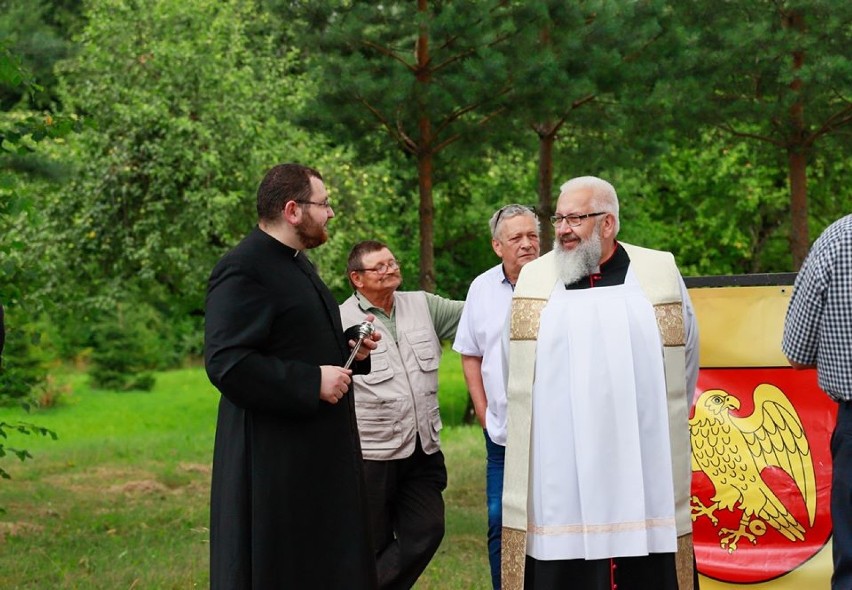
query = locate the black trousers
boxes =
[363,437,448,590]
[524,552,678,590]
[831,401,852,590]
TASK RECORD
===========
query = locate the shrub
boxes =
[88,306,157,392]
[0,323,48,406]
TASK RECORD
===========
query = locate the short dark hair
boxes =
[346,240,388,288]
[256,163,323,222]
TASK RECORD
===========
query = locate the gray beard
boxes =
[553,230,602,285]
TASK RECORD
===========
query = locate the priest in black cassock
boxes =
[204,163,381,589]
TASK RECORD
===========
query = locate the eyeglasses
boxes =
[293,199,332,210]
[550,212,606,227]
[356,260,400,275]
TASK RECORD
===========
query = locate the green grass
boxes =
[0,351,489,589]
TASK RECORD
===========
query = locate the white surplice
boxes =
[526,269,677,561]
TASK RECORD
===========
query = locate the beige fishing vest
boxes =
[502,243,694,590]
[340,291,443,461]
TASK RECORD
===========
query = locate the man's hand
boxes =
[319,365,353,404]
[348,313,382,362]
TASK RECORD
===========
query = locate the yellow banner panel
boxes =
[689,286,793,368]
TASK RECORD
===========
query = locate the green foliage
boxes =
[35,0,321,357]
[614,131,791,274]
[0,419,57,480]
[53,0,292,297]
[0,38,85,478]
[89,330,155,393]
[668,0,852,263]
[432,148,540,298]
[0,0,82,110]
[672,0,851,134]
[502,0,670,131]
[1,0,848,376]
[0,322,49,405]
[0,42,87,311]
[311,0,515,148]
[607,126,851,276]
[301,148,537,302]
[86,299,208,391]
[306,0,519,290]
[437,345,471,427]
[0,42,80,412]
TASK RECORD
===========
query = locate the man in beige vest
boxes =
[340,240,464,590]
[501,176,699,590]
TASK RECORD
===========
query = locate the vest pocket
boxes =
[404,329,440,372]
[360,351,394,385]
[356,414,403,450]
[428,406,443,442]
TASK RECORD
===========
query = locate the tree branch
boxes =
[395,108,419,153]
[475,105,507,129]
[431,47,477,75]
[434,33,462,54]
[531,94,595,138]
[622,30,666,63]
[433,103,479,137]
[805,104,852,145]
[717,122,785,147]
[432,132,462,154]
[433,102,508,154]
[547,116,569,138]
[356,95,417,154]
[433,83,511,138]
[362,41,416,73]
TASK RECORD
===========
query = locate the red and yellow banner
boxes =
[688,285,834,589]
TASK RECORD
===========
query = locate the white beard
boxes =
[553,228,602,285]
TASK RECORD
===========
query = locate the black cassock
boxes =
[204,227,377,589]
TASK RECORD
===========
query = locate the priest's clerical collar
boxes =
[564,241,630,290]
[292,248,316,272]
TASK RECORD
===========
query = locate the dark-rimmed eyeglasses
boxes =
[355,260,400,275]
[293,199,332,210]
[550,211,606,227]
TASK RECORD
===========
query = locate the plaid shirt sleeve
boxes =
[782,215,852,400]
[782,249,825,366]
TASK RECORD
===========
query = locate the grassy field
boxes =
[0,349,490,589]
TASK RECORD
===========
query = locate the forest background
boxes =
[0,0,850,402]
[1,2,848,586]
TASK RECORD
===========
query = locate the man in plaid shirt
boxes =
[783,214,852,590]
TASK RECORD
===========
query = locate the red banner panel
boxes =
[691,368,835,584]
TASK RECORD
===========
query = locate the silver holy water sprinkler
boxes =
[343,321,376,370]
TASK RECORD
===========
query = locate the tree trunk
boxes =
[788,149,808,269]
[537,130,555,253]
[786,10,809,270]
[416,0,436,292]
[418,147,436,293]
